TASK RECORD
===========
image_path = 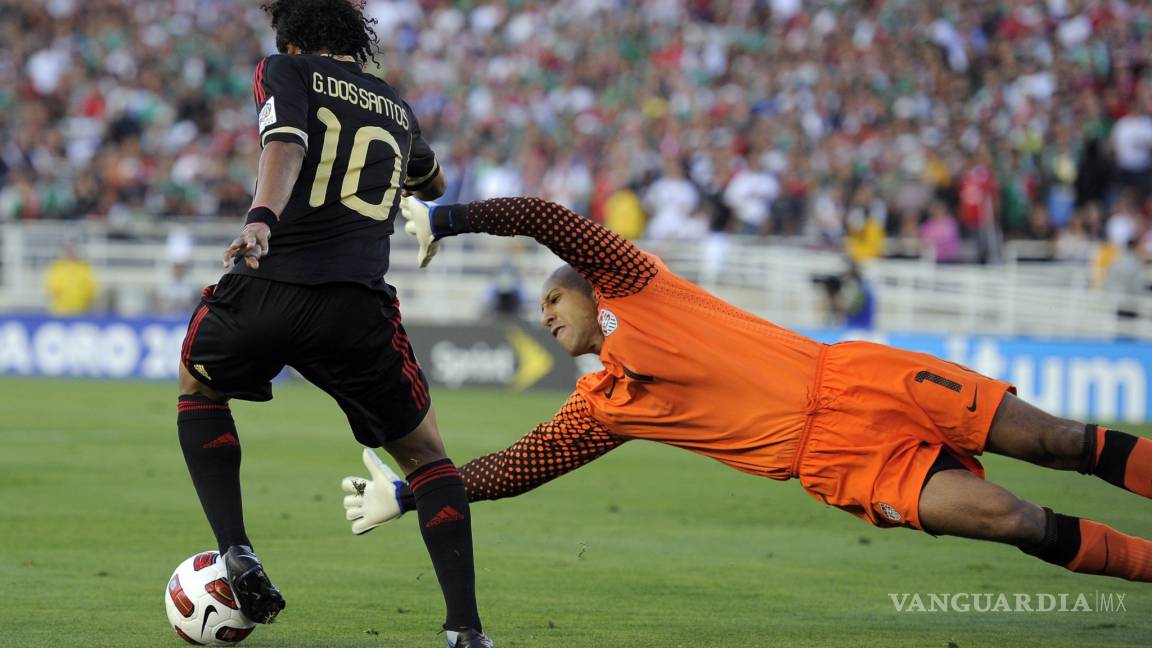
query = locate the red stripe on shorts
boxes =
[181,305,210,367]
[388,307,429,410]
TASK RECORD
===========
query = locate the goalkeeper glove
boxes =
[341,448,412,535]
[400,196,441,268]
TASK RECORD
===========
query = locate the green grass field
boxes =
[1,378,1149,647]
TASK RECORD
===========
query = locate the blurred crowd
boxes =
[4,0,1152,266]
[0,0,263,230]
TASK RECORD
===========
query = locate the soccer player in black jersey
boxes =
[176,2,491,646]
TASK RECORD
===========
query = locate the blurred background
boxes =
[2,0,1152,421]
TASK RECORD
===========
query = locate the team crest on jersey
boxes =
[877,502,902,523]
[258,96,277,131]
[598,308,618,336]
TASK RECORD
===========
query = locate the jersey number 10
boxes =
[309,107,406,221]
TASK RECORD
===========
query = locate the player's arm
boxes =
[402,101,445,201]
[223,141,305,269]
[454,392,627,502]
[405,197,659,298]
[342,392,626,534]
[223,55,310,270]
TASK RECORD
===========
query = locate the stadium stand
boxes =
[2,0,1152,335]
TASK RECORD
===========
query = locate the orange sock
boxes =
[1066,519,1152,582]
[1121,435,1152,497]
[1084,425,1152,499]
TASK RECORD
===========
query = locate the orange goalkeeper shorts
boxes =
[794,341,1015,531]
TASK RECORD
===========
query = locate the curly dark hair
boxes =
[260,0,379,65]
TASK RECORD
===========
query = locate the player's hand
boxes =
[341,448,408,535]
[400,196,440,268]
[223,223,271,270]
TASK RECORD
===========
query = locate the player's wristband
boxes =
[430,204,471,239]
[244,206,278,227]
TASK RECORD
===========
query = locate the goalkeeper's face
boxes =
[540,280,602,357]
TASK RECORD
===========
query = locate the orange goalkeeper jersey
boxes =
[452,198,825,501]
[575,255,822,478]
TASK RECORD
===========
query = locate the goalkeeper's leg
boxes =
[985,393,1152,499]
[919,469,1152,582]
[383,407,485,639]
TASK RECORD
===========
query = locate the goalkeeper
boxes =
[344,196,1152,582]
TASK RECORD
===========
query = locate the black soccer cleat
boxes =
[446,627,494,648]
[223,544,285,624]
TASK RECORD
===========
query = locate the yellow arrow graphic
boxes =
[507,326,554,391]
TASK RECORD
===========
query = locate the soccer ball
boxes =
[164,551,256,645]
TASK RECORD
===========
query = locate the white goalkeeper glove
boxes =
[400,196,440,268]
[341,448,408,535]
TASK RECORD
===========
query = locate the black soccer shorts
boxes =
[180,274,431,445]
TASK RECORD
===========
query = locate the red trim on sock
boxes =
[410,465,460,492]
[410,466,459,491]
[177,401,231,413]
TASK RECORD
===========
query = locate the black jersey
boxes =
[232,54,441,291]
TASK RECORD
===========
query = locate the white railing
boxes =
[3,220,1151,339]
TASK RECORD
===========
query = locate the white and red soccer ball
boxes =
[164,551,256,645]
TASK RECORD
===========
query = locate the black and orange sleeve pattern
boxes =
[458,391,627,501]
[461,197,659,298]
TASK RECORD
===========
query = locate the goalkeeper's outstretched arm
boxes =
[453,391,627,501]
[344,391,627,532]
[409,196,660,299]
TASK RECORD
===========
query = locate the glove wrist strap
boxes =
[430,204,470,238]
[398,483,416,513]
[244,206,278,227]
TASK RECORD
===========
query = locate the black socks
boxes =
[408,459,480,631]
[177,395,249,554]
